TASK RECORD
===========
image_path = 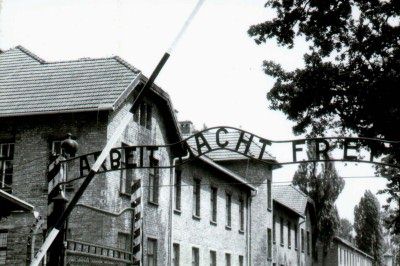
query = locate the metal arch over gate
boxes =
[55,126,400,179]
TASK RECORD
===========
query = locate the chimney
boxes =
[179,121,194,135]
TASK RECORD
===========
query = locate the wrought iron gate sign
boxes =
[57,126,400,180]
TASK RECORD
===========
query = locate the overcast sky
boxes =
[0,0,389,223]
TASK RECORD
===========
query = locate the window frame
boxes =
[225,253,231,266]
[267,228,272,259]
[147,238,157,266]
[148,159,159,204]
[192,247,200,266]
[239,196,245,232]
[193,178,201,218]
[174,169,182,211]
[225,192,232,228]
[267,179,272,210]
[120,143,134,195]
[173,243,180,266]
[288,221,291,249]
[0,143,14,193]
[280,217,284,246]
[210,250,217,266]
[210,186,218,223]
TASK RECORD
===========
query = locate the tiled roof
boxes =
[0,46,141,117]
[184,131,276,162]
[272,185,313,217]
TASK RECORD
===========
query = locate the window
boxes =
[173,243,180,266]
[288,221,291,249]
[272,216,276,243]
[280,217,284,246]
[267,179,272,209]
[147,238,157,266]
[117,232,130,251]
[148,159,159,204]
[193,179,201,217]
[226,193,232,227]
[307,231,310,255]
[301,229,305,253]
[239,255,244,266]
[225,253,231,266]
[239,197,245,231]
[267,228,272,259]
[121,143,134,195]
[210,250,217,266]
[175,169,182,211]
[192,247,200,266]
[135,102,153,130]
[0,143,14,193]
[51,140,64,156]
[0,230,7,265]
[294,224,298,250]
[211,187,218,223]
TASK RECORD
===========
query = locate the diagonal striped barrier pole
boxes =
[30,1,205,265]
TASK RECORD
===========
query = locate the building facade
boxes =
[0,46,284,265]
[316,236,373,266]
[272,185,316,266]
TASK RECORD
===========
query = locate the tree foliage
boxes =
[338,218,353,242]
[293,144,344,253]
[354,190,383,264]
[249,0,400,232]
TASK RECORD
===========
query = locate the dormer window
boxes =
[134,102,152,130]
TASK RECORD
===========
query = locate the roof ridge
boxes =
[113,56,141,74]
[15,45,46,63]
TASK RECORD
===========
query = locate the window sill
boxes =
[174,209,182,215]
[267,207,272,212]
[295,248,298,251]
[192,215,201,221]
[148,201,159,207]
[288,246,291,249]
[225,225,232,231]
[280,243,284,247]
[120,192,132,198]
[210,220,217,226]
[238,229,244,235]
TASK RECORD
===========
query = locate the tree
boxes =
[354,190,383,265]
[293,143,344,254]
[248,0,400,232]
[338,218,353,242]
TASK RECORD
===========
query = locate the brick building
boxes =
[0,46,182,265]
[316,236,373,266]
[0,46,285,265]
[272,185,316,266]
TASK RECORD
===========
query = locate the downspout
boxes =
[248,189,257,266]
[168,151,190,265]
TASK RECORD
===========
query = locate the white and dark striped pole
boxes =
[30,1,205,265]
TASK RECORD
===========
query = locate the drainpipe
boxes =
[247,189,257,266]
[168,151,190,265]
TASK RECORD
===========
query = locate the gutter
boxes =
[0,105,113,118]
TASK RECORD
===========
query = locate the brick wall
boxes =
[219,160,273,266]
[171,159,251,266]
